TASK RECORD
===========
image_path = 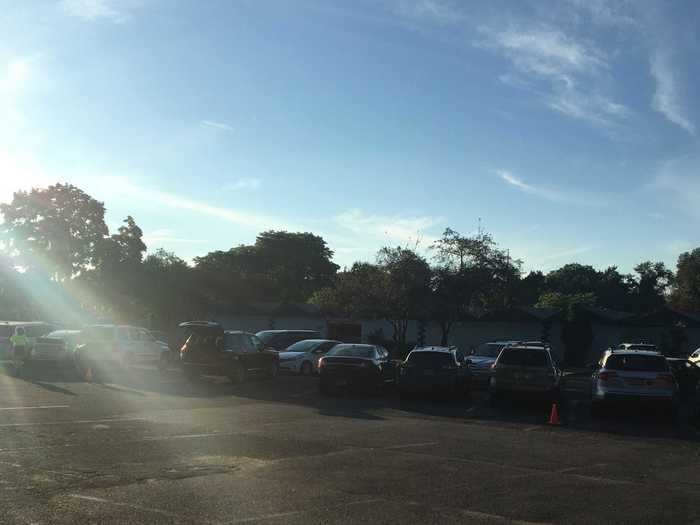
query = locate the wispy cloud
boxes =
[142,228,207,246]
[478,26,628,129]
[334,208,443,246]
[496,169,606,206]
[536,245,595,263]
[650,49,695,135]
[224,178,261,191]
[651,154,700,218]
[201,120,234,132]
[59,0,140,23]
[108,178,294,231]
[393,0,464,24]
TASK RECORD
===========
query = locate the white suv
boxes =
[76,325,170,376]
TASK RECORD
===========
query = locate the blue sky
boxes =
[1,0,699,273]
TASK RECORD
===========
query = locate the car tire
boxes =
[301,361,313,376]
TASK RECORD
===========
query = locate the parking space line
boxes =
[0,417,146,428]
[385,441,439,450]
[225,498,384,524]
[68,494,194,521]
[0,405,69,411]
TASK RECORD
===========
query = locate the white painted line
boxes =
[0,405,69,411]
[386,441,438,450]
[225,499,385,524]
[523,426,540,432]
[69,494,191,521]
[450,508,553,525]
[0,417,146,428]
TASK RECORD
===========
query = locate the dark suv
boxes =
[179,321,279,383]
[254,330,322,352]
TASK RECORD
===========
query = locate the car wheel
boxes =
[301,361,313,376]
[230,365,246,384]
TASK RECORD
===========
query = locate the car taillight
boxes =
[180,344,188,355]
[490,363,497,369]
[598,371,618,381]
[317,357,325,369]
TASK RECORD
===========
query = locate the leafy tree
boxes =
[194,231,338,304]
[537,291,596,366]
[632,261,674,313]
[512,271,545,307]
[377,247,432,349]
[671,248,700,312]
[0,183,108,279]
[545,264,599,296]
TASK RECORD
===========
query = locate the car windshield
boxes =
[474,343,505,358]
[284,340,319,353]
[407,352,454,367]
[326,345,375,358]
[498,349,548,367]
[606,355,668,372]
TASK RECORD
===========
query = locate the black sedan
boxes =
[318,344,395,395]
[397,346,470,399]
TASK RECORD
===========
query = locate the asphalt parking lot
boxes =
[1,363,700,524]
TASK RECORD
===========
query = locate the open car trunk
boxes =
[178,322,224,364]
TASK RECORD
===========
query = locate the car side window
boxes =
[316,342,337,354]
[240,336,256,353]
[224,333,242,352]
[116,327,131,342]
[250,335,265,352]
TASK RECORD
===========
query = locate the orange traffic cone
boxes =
[85,367,93,382]
[548,402,561,426]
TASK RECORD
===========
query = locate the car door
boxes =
[249,334,272,372]
[222,333,247,371]
[137,329,161,363]
[115,326,134,362]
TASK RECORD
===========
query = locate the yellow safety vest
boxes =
[10,334,29,347]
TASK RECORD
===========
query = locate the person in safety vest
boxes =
[10,326,29,372]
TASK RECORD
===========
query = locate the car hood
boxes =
[469,356,496,368]
[278,351,306,360]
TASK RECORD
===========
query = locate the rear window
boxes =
[407,352,455,367]
[498,348,548,367]
[285,340,319,352]
[474,343,505,358]
[327,345,375,358]
[625,344,657,351]
[606,355,668,372]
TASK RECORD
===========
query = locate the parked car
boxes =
[278,339,342,375]
[468,341,520,387]
[75,324,171,377]
[591,349,678,416]
[666,357,697,401]
[255,330,322,352]
[318,344,395,395]
[489,345,561,402]
[617,342,658,352]
[0,321,56,357]
[179,321,279,383]
[28,330,82,369]
[397,346,470,399]
[689,348,700,365]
